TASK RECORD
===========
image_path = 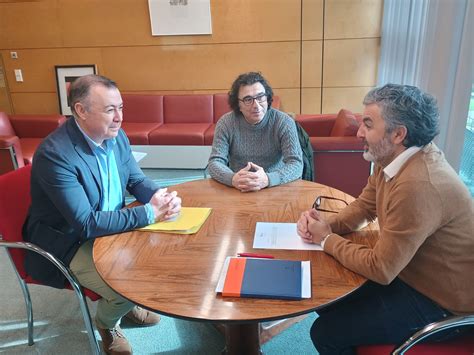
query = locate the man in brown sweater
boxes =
[297,84,473,354]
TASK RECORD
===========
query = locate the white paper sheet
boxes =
[253,222,323,251]
[132,151,147,162]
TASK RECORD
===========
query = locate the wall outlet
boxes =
[14,69,23,82]
[10,52,18,59]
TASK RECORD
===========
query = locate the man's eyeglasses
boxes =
[239,93,267,106]
[312,195,348,213]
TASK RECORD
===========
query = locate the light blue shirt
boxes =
[74,120,122,211]
[74,120,155,223]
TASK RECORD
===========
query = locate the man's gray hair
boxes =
[363,84,440,147]
[68,74,118,117]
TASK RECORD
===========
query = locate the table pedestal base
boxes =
[222,323,262,355]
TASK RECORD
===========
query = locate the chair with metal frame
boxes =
[356,315,474,354]
[0,165,101,354]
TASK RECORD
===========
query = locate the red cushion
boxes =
[271,95,281,109]
[0,165,32,278]
[204,124,215,145]
[148,123,211,145]
[331,109,360,137]
[18,138,42,164]
[0,165,101,300]
[9,114,65,138]
[296,114,338,136]
[213,94,231,123]
[0,112,16,136]
[121,122,162,145]
[164,95,213,124]
[122,94,164,124]
[356,332,474,355]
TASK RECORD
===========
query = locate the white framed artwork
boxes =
[148,0,212,36]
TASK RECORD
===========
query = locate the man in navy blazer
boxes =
[23,75,181,355]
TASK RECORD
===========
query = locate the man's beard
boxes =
[363,135,395,167]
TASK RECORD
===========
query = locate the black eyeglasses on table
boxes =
[312,195,348,213]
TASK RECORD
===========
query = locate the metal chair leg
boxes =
[0,242,101,354]
[70,281,101,355]
[18,279,34,346]
[5,251,34,346]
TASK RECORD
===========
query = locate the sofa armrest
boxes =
[0,135,25,173]
[0,135,20,149]
[9,114,66,138]
[310,136,369,197]
[310,136,364,151]
[296,115,337,136]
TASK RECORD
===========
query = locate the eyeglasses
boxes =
[312,195,348,213]
[238,93,267,106]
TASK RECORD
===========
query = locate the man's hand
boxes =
[297,209,331,245]
[231,162,269,192]
[149,188,182,221]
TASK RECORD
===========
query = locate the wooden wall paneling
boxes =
[2,48,103,93]
[301,87,322,114]
[302,40,322,87]
[0,1,382,116]
[321,86,373,114]
[0,0,61,49]
[273,88,301,115]
[302,0,324,40]
[101,42,301,92]
[323,38,380,87]
[58,0,153,48]
[209,0,301,43]
[58,0,301,48]
[0,55,13,114]
[324,0,383,39]
[10,92,58,114]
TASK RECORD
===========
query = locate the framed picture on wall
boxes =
[55,65,97,115]
[148,0,212,36]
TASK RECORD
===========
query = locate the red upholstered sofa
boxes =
[121,93,281,146]
[0,112,65,174]
[296,109,371,197]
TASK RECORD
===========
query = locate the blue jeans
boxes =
[311,278,452,354]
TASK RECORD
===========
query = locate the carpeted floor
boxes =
[0,169,319,354]
[0,249,317,354]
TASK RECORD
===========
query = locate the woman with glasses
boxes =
[208,72,303,192]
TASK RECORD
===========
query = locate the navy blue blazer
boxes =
[23,118,159,288]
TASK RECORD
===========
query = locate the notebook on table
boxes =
[216,257,311,300]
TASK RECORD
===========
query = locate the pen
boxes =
[237,253,275,259]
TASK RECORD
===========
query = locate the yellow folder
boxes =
[138,207,212,234]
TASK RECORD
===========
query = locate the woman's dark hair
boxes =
[228,72,273,114]
[363,84,440,147]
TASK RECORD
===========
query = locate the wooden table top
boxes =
[93,178,378,323]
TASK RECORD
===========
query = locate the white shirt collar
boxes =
[383,145,422,181]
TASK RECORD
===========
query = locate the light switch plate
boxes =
[14,69,23,82]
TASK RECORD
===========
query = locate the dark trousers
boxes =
[311,278,452,354]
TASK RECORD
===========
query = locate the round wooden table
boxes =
[93,179,378,354]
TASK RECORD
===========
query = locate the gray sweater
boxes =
[208,108,303,187]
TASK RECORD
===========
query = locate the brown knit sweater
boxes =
[325,143,474,314]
